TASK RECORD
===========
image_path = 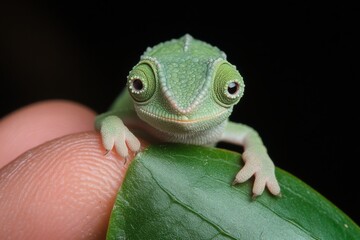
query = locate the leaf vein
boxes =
[141,162,239,240]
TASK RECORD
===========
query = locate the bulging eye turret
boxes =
[127,62,156,103]
[213,61,244,107]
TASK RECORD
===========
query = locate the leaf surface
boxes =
[107,144,360,239]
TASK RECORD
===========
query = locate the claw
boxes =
[252,193,258,201]
[232,179,239,186]
[104,149,111,156]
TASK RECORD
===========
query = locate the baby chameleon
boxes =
[95,34,280,198]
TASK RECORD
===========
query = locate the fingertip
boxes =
[0,132,140,239]
[115,140,129,160]
[252,176,266,197]
[267,181,281,196]
[101,129,115,152]
[0,100,96,167]
[234,164,254,183]
[126,136,141,152]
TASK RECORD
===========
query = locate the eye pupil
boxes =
[227,82,239,95]
[132,79,143,91]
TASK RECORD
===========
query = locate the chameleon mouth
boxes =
[138,108,228,124]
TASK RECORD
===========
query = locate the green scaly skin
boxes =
[95,34,280,198]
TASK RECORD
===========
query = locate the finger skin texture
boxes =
[0,132,138,240]
[0,100,96,168]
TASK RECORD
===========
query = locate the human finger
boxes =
[0,132,145,240]
[0,100,96,168]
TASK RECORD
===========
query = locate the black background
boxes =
[1,2,358,225]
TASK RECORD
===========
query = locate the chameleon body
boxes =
[95,34,280,197]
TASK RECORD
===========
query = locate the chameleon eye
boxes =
[213,62,244,107]
[127,63,156,102]
[131,78,144,92]
[227,81,240,96]
[129,77,145,94]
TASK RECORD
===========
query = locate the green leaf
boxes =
[107,144,360,239]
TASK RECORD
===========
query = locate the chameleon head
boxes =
[127,34,245,134]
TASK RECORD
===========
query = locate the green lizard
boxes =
[95,34,280,198]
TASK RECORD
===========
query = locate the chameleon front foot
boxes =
[233,148,281,197]
[100,116,141,160]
